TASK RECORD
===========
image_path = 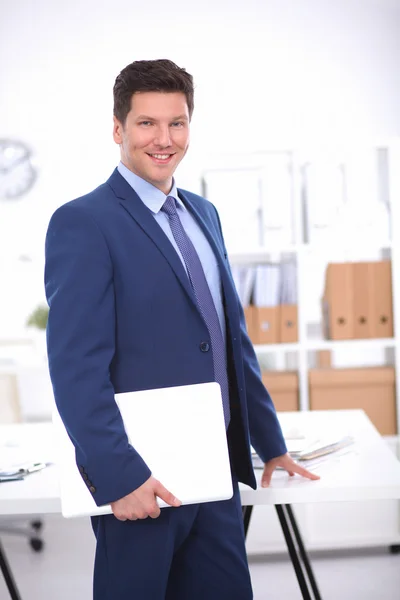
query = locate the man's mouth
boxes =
[147,153,175,164]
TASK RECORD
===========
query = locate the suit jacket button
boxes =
[83,473,89,480]
[200,342,210,352]
[79,466,85,473]
[89,486,96,493]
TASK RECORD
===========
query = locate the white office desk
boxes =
[240,409,400,505]
[1,410,400,600]
[0,423,60,517]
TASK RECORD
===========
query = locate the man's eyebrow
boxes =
[135,114,189,121]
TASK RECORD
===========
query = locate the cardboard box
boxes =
[262,371,299,412]
[316,350,332,368]
[309,366,397,435]
[280,304,298,343]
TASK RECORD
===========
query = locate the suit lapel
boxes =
[107,169,239,335]
[107,169,197,309]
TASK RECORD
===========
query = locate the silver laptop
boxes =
[52,382,233,518]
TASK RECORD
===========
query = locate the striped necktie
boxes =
[161,196,230,428]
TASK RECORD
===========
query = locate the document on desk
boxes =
[0,462,48,482]
[251,435,355,469]
[52,382,233,518]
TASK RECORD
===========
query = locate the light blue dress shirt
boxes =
[117,162,226,342]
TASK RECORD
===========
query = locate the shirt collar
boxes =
[117,161,185,214]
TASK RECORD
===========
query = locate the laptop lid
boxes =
[53,382,233,518]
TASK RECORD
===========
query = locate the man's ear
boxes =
[113,116,123,144]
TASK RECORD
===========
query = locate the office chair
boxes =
[0,518,44,551]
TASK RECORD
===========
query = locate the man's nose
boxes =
[153,126,172,148]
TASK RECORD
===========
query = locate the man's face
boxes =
[113,91,190,194]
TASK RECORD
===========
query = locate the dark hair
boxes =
[113,59,194,125]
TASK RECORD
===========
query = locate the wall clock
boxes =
[0,139,37,200]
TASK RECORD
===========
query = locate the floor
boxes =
[0,515,399,599]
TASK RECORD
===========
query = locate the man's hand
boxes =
[261,452,320,488]
[111,476,181,521]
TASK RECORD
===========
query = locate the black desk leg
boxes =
[242,503,322,600]
[276,504,322,600]
[285,505,322,600]
[0,537,22,600]
[276,505,312,600]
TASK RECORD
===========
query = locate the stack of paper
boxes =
[290,436,354,461]
[0,461,48,482]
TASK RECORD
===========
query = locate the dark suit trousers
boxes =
[90,477,253,600]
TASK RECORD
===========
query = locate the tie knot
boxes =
[161,196,178,217]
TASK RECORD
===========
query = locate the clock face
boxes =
[0,139,37,200]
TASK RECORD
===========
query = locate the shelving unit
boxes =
[203,140,400,431]
[202,139,400,555]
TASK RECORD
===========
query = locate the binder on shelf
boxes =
[323,260,393,342]
[233,261,298,346]
[279,261,298,343]
[202,170,263,251]
[303,160,346,245]
[252,264,281,344]
[370,260,393,338]
[322,262,354,340]
[352,262,373,339]
[260,154,294,247]
[253,306,280,344]
[280,304,298,343]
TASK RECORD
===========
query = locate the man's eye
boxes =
[139,121,152,126]
[171,122,184,128]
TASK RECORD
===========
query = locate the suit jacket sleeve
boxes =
[45,203,151,506]
[211,205,287,463]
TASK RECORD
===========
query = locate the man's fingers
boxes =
[114,514,128,522]
[261,465,274,488]
[292,463,320,481]
[148,503,161,519]
[155,481,181,507]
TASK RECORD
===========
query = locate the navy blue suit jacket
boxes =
[45,169,287,506]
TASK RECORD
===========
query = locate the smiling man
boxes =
[45,59,318,600]
[113,89,190,193]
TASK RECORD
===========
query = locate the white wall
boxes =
[0,0,399,335]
